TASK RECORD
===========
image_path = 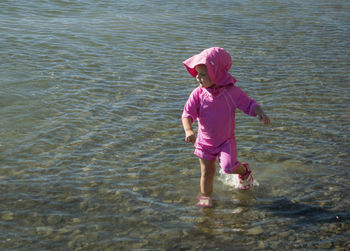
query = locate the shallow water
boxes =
[0,0,349,250]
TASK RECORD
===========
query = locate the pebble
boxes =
[317,241,333,249]
[79,201,89,210]
[288,235,296,241]
[36,226,54,236]
[47,215,63,225]
[2,213,14,221]
[247,226,263,235]
[58,226,72,235]
[279,231,290,238]
[257,241,265,249]
[68,234,86,250]
[73,218,81,223]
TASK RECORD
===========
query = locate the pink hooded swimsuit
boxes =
[182,47,259,173]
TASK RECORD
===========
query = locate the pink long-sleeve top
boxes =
[182,85,259,148]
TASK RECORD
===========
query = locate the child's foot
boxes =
[197,195,213,208]
[237,162,254,190]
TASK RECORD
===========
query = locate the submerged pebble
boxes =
[2,213,15,221]
[36,226,54,236]
[247,226,264,235]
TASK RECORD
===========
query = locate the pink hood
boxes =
[183,47,236,86]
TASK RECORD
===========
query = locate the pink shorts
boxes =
[194,139,240,173]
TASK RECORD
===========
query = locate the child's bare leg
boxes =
[199,158,216,196]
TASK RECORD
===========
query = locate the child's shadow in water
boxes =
[254,196,350,226]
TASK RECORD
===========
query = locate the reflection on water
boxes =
[0,0,349,249]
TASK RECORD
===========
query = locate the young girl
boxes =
[181,47,270,207]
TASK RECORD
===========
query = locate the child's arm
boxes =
[232,86,271,125]
[182,117,196,143]
[254,105,271,125]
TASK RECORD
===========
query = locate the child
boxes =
[181,47,270,207]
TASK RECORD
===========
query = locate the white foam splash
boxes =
[218,169,259,190]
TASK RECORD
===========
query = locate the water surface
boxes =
[0,0,349,250]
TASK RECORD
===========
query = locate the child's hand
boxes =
[255,105,271,125]
[185,130,196,144]
[258,113,271,125]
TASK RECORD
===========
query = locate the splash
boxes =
[218,169,259,190]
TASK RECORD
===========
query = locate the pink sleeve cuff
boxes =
[249,102,259,117]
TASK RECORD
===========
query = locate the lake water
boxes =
[0,0,349,250]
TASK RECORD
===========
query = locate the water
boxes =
[0,0,349,249]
